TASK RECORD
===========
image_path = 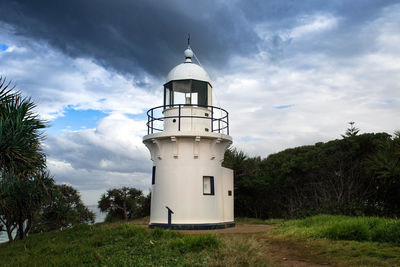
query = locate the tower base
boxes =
[149,221,235,230]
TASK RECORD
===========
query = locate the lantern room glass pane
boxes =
[172,80,191,93]
[164,82,173,107]
[191,92,198,105]
[166,88,171,106]
[174,91,186,104]
[192,80,208,106]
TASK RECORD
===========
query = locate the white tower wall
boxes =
[144,131,233,226]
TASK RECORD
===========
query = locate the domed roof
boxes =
[165,47,211,84]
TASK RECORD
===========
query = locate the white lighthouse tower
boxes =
[143,43,234,229]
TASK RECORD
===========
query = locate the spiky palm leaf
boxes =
[0,78,46,172]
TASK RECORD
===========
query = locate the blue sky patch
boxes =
[274,104,294,109]
[383,99,395,104]
[238,136,262,142]
[0,43,8,51]
[47,108,108,135]
[126,113,148,121]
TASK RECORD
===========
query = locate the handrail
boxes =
[146,104,229,135]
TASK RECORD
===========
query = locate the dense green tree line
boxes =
[223,126,400,219]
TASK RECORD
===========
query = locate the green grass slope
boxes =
[2,215,400,267]
[0,223,219,267]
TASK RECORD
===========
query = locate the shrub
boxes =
[277,215,400,245]
[371,221,400,245]
[322,220,369,241]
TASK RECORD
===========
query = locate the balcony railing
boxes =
[146,104,229,135]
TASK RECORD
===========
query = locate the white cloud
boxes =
[214,6,400,157]
[45,113,152,205]
[290,14,339,39]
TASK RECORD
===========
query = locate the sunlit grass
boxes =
[273,214,400,245]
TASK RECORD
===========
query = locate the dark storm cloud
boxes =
[0,0,398,78]
[239,0,400,59]
[238,0,397,23]
[0,0,259,79]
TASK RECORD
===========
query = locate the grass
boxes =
[268,215,400,266]
[0,223,217,266]
[272,214,400,244]
[0,221,274,267]
[1,215,400,266]
[263,234,400,267]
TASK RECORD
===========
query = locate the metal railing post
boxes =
[227,113,229,135]
[166,206,174,229]
[211,106,213,132]
[147,113,149,135]
[178,104,181,131]
[151,109,154,134]
[218,119,221,133]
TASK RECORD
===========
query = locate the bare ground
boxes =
[177,224,333,267]
[130,220,334,266]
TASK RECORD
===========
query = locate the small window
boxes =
[228,190,232,196]
[152,166,156,185]
[203,176,214,195]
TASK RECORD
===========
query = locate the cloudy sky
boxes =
[0,0,399,205]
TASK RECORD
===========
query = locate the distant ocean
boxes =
[0,205,106,243]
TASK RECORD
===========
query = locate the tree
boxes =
[223,132,392,219]
[98,187,148,222]
[1,78,95,242]
[367,131,400,216]
[0,77,49,242]
[223,149,265,218]
[0,169,54,241]
[342,121,360,138]
[32,184,95,233]
[0,77,46,173]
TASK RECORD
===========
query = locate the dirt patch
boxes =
[256,235,333,267]
[179,224,333,266]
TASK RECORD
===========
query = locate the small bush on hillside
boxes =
[371,221,400,245]
[322,220,369,241]
[276,215,400,245]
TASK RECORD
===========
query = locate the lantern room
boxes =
[163,47,212,107]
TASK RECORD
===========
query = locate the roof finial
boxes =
[184,34,193,62]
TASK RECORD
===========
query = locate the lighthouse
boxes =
[143,43,234,230]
